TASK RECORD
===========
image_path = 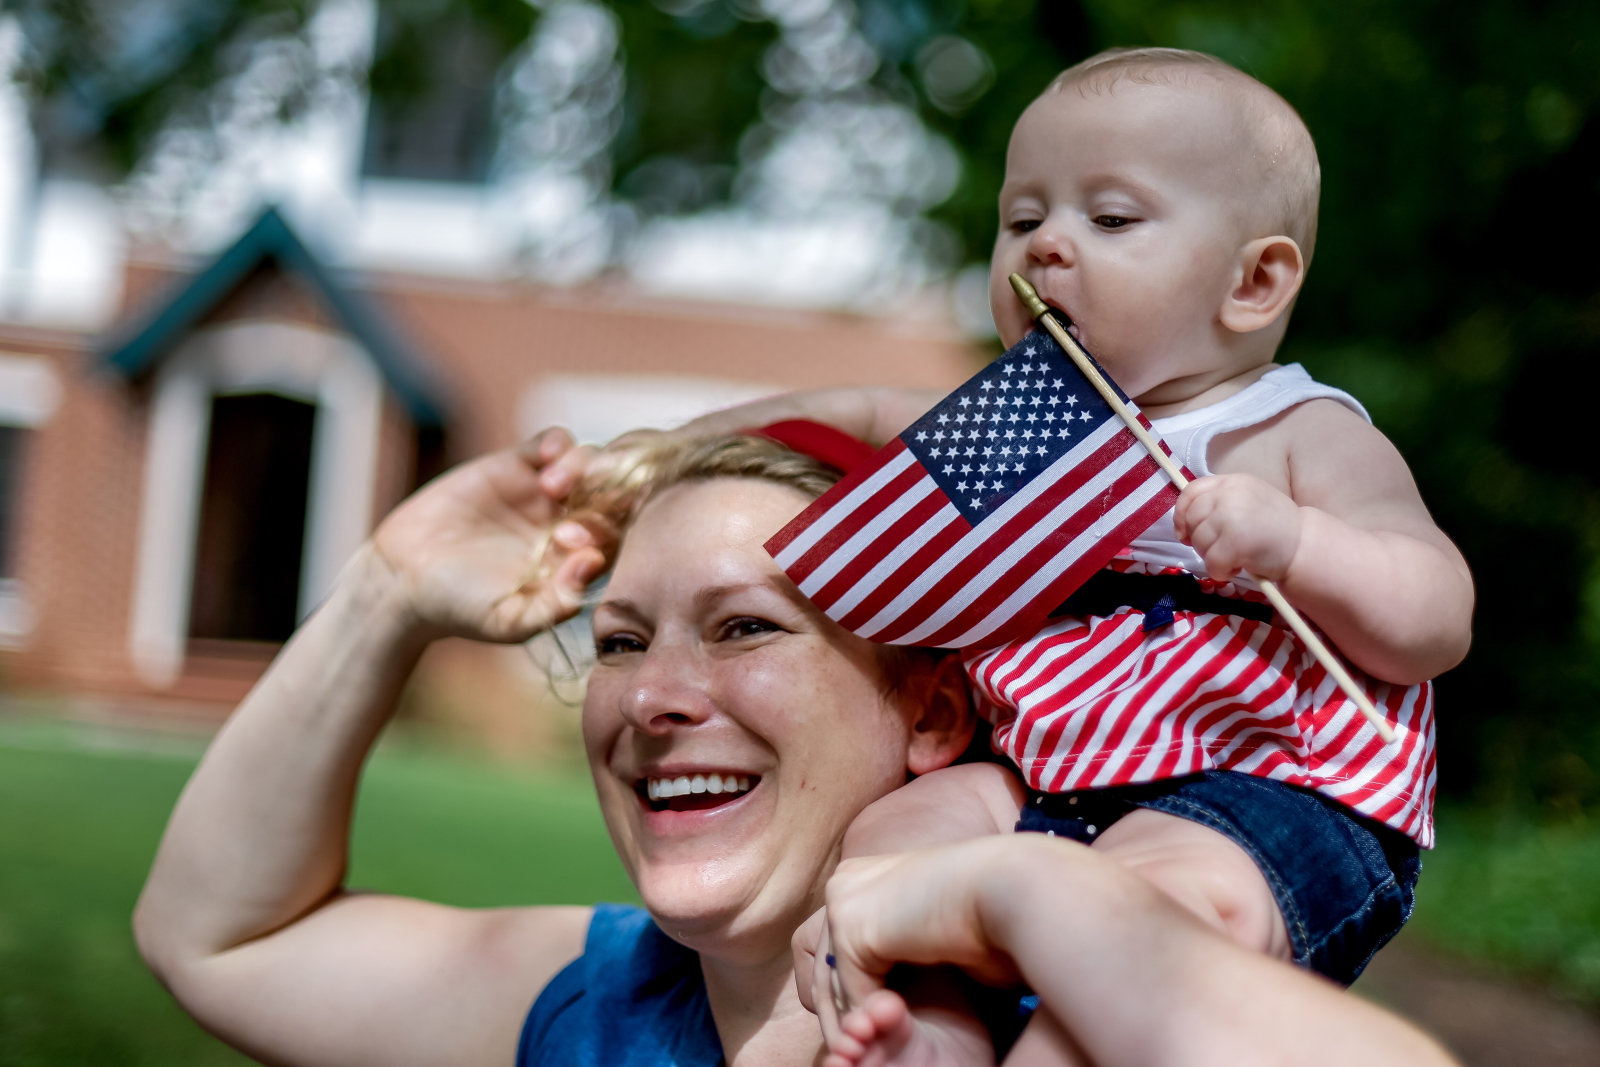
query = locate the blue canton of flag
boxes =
[766,325,1184,649]
[905,335,1119,523]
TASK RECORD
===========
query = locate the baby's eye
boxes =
[1010,218,1042,235]
[719,616,781,641]
[1094,214,1134,230]
[596,633,647,656]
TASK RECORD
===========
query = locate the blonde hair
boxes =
[563,432,947,694]
[567,432,842,530]
[1045,47,1321,262]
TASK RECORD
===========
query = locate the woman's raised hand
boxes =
[134,427,621,1067]
[370,428,617,644]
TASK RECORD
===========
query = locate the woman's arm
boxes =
[134,431,611,1067]
[823,837,1458,1067]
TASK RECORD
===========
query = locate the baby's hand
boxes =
[1173,474,1303,583]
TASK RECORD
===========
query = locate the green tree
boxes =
[0,0,321,175]
[1070,0,1600,810]
[4,0,1597,810]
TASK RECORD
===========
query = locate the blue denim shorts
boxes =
[1014,770,1421,985]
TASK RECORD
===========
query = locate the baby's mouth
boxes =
[1037,296,1084,342]
[1055,310,1085,343]
[637,772,758,813]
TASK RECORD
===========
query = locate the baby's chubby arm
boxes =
[1177,399,1473,685]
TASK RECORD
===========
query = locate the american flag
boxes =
[765,325,1186,649]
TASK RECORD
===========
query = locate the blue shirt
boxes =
[516,903,1034,1066]
[517,904,724,1067]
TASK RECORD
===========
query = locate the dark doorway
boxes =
[0,426,26,578]
[188,394,317,643]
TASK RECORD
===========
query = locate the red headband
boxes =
[745,419,876,476]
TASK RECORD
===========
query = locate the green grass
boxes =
[0,721,635,1067]
[5,719,1599,1065]
[1412,806,1600,1006]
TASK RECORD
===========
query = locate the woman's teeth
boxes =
[646,773,752,801]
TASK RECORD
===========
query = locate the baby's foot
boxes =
[824,989,994,1067]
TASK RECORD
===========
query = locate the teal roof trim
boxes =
[99,207,446,426]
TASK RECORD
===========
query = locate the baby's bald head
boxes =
[1043,48,1320,261]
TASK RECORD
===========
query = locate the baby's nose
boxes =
[1026,223,1074,266]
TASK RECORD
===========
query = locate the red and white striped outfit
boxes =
[965,366,1438,847]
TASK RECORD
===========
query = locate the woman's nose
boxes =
[617,642,716,735]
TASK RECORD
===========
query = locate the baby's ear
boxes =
[1220,236,1305,334]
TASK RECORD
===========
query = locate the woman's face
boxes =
[583,478,959,961]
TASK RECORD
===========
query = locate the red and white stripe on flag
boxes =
[765,327,1184,649]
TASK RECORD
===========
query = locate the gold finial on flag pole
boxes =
[1008,273,1398,746]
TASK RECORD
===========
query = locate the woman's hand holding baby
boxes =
[820,837,1458,1067]
[1174,473,1304,583]
[371,428,616,644]
[818,845,1026,1067]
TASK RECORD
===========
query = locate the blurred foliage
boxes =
[607,2,777,212]
[0,0,319,175]
[2,0,1598,811]
[1070,0,1600,814]
[369,0,537,104]
[1413,805,1600,1005]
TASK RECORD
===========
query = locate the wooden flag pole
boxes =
[1009,274,1397,745]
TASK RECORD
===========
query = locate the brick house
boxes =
[0,208,976,747]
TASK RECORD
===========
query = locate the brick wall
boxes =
[0,325,149,697]
[0,261,981,744]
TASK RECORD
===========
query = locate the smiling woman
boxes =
[131,429,974,1067]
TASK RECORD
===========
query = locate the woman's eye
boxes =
[596,634,647,656]
[1094,214,1134,230]
[1010,218,1042,234]
[720,616,781,641]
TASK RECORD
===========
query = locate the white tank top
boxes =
[1126,364,1371,585]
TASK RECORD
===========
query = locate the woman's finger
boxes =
[791,908,825,1015]
[538,447,598,501]
[515,426,577,467]
[503,532,611,636]
[812,923,850,1050]
[822,857,922,1013]
[824,849,1024,995]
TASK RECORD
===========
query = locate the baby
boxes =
[688,47,1474,1067]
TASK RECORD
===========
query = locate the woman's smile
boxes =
[584,476,924,944]
[640,770,758,807]
[633,772,765,836]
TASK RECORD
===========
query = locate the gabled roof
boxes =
[100,207,446,426]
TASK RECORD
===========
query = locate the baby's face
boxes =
[990,81,1260,400]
